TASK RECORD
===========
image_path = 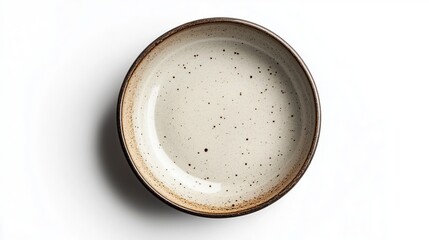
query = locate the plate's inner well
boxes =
[120,22,317,214]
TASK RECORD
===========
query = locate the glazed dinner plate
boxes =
[118,18,320,217]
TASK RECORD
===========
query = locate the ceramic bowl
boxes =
[117,18,320,217]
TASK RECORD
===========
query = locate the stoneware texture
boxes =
[118,18,321,217]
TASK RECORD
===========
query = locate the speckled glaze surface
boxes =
[118,18,320,217]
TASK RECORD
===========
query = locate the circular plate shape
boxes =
[118,18,320,217]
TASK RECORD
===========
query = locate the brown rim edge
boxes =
[117,17,321,218]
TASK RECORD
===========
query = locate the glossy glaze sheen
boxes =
[118,18,320,217]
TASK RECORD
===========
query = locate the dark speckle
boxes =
[204,148,208,152]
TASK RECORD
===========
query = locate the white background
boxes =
[1,0,428,239]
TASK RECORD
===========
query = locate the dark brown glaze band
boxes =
[117,17,321,218]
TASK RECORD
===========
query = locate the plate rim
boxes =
[117,17,321,218]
